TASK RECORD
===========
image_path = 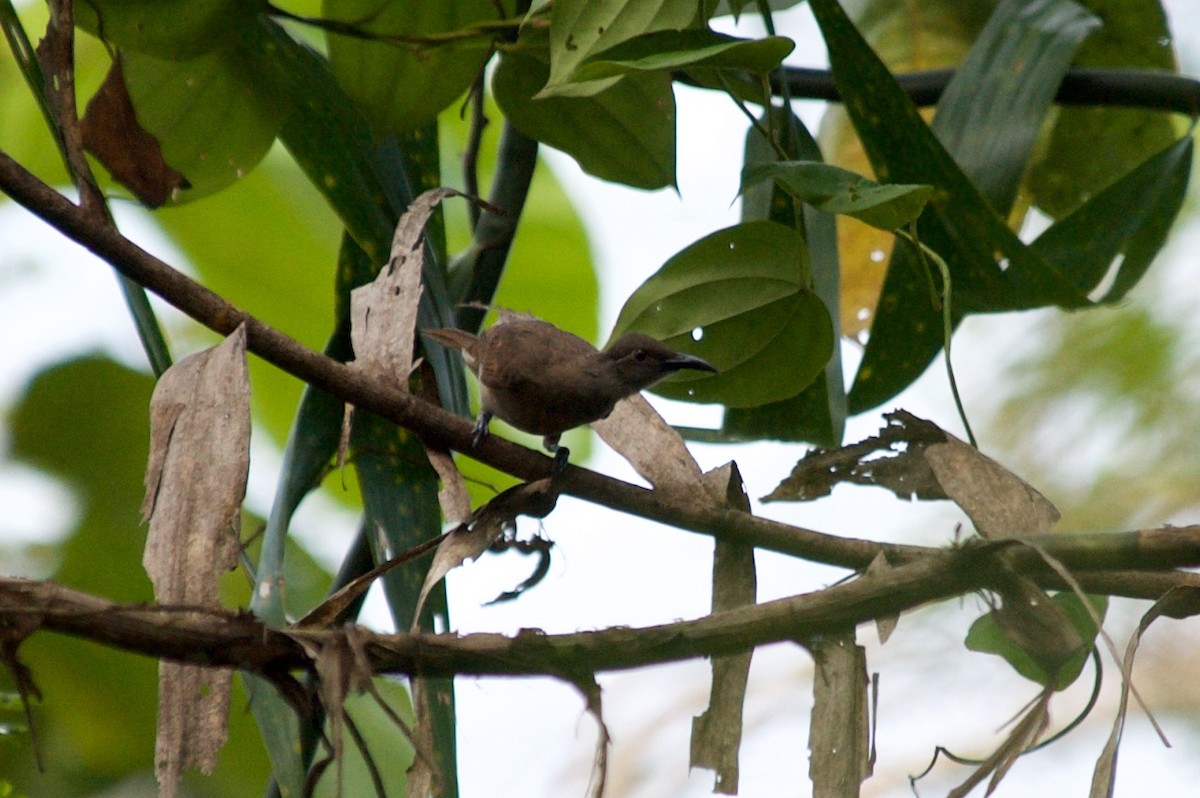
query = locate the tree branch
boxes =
[4,148,1200,587]
[5,558,1199,681]
[761,66,1200,116]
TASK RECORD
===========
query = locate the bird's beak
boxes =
[662,353,718,375]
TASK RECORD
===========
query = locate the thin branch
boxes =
[757,66,1200,116]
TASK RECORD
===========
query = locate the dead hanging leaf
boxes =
[764,410,1059,538]
[762,409,948,503]
[571,676,611,798]
[350,187,464,386]
[343,187,462,467]
[592,395,722,506]
[410,477,560,631]
[424,446,471,525]
[807,633,871,795]
[295,533,447,630]
[947,688,1052,798]
[1090,588,1198,797]
[690,463,755,795]
[926,437,1060,538]
[140,325,250,798]
[81,55,190,207]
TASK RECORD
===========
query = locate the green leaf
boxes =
[1031,134,1193,302]
[249,16,467,415]
[75,0,245,60]
[324,0,501,134]
[808,0,1098,412]
[570,29,793,83]
[743,161,931,231]
[966,593,1107,690]
[1028,0,1182,218]
[930,0,1099,214]
[724,108,846,445]
[312,679,414,797]
[155,152,342,444]
[543,0,702,91]
[493,33,676,189]
[119,41,286,202]
[612,221,834,407]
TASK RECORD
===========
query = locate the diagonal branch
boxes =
[3,149,1200,584]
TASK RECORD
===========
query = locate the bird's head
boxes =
[604,333,718,393]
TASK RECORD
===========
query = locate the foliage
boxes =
[0,0,1197,796]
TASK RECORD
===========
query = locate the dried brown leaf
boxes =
[81,56,190,207]
[425,446,471,525]
[947,689,1052,798]
[865,552,899,643]
[592,395,721,505]
[407,678,442,798]
[410,478,560,630]
[807,633,871,795]
[763,410,947,503]
[140,325,249,798]
[573,676,611,798]
[691,463,755,794]
[1090,588,1198,797]
[926,438,1060,538]
[350,187,462,386]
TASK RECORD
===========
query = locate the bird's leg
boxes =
[543,434,570,475]
[471,410,492,448]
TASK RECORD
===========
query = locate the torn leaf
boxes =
[425,445,471,525]
[140,325,249,798]
[763,410,947,502]
[350,186,463,386]
[807,633,871,795]
[410,478,560,630]
[764,410,1059,540]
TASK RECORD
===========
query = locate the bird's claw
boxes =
[471,413,491,448]
[551,447,570,475]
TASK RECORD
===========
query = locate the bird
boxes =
[423,318,717,470]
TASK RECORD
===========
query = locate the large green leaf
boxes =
[966,593,1107,690]
[613,221,834,407]
[324,0,501,134]
[118,40,286,202]
[1028,0,1181,218]
[493,31,676,189]
[929,0,1099,214]
[742,160,931,231]
[74,0,245,60]
[723,107,846,446]
[1031,134,1193,301]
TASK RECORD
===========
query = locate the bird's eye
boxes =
[633,348,648,362]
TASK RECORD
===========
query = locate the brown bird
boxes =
[424,319,717,469]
